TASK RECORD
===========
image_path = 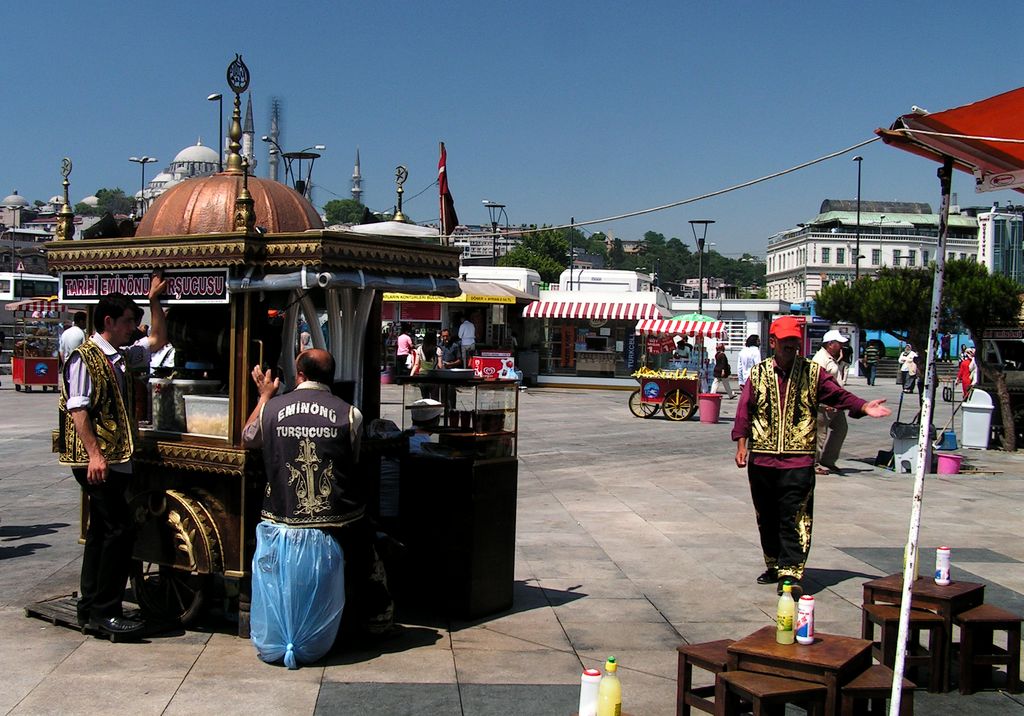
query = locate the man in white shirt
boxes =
[736,334,762,387]
[811,329,849,475]
[458,313,477,367]
[59,276,168,637]
[58,311,88,362]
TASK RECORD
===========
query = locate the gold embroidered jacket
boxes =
[58,339,135,467]
[748,356,820,455]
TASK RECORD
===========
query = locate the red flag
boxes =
[439,142,459,235]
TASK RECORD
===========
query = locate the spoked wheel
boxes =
[130,561,207,626]
[628,389,659,418]
[662,389,697,421]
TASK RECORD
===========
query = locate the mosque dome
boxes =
[136,173,324,237]
[2,191,30,207]
[80,195,100,207]
[173,140,219,165]
[48,195,64,205]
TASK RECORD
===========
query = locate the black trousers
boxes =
[73,468,136,623]
[747,463,815,580]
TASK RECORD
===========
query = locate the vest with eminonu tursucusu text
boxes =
[260,386,364,528]
[748,356,820,455]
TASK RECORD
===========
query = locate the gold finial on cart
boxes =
[392,165,408,222]
[224,54,250,175]
[55,157,75,241]
[233,158,256,234]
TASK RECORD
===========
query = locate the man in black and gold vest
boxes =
[731,316,891,596]
[243,349,392,664]
[59,275,168,637]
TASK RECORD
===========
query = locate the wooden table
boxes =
[727,625,872,716]
[862,573,985,691]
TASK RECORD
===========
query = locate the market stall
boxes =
[31,59,468,637]
[630,314,727,421]
[5,298,81,392]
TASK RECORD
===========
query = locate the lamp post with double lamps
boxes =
[689,219,715,315]
[284,145,326,200]
[853,155,863,280]
[128,156,158,218]
[482,200,507,265]
[207,93,224,172]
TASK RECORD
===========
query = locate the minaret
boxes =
[351,147,363,204]
[241,93,257,172]
[268,98,281,182]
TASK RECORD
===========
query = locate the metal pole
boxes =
[854,156,863,280]
[569,217,574,291]
[889,157,954,716]
[697,240,705,315]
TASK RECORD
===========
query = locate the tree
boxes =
[609,239,626,268]
[944,259,1024,451]
[498,226,569,283]
[323,198,366,225]
[75,188,133,217]
[816,267,933,349]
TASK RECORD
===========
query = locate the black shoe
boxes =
[87,616,145,636]
[756,568,778,585]
[777,578,803,597]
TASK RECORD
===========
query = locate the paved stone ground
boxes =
[0,377,1022,714]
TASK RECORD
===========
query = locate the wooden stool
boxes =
[861,603,945,693]
[716,671,827,716]
[954,603,1022,695]
[676,639,733,716]
[840,664,915,715]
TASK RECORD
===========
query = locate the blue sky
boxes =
[5,1,1024,255]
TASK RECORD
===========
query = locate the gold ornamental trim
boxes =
[135,441,248,476]
[47,236,255,272]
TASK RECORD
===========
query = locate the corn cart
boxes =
[628,314,727,421]
[30,57,470,637]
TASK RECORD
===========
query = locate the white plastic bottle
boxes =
[578,668,602,716]
[795,595,815,645]
[776,581,795,644]
[596,656,622,716]
[935,546,951,585]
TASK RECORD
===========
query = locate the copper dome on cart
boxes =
[135,173,324,237]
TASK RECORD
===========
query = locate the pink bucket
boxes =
[936,453,963,475]
[698,393,722,424]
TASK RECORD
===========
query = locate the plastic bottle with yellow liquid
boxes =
[596,656,622,716]
[776,581,795,644]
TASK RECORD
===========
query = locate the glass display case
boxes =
[400,375,519,458]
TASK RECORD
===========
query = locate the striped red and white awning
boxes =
[634,318,727,338]
[522,300,664,320]
[4,298,66,313]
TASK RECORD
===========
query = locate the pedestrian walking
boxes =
[861,340,881,386]
[736,334,762,387]
[811,330,849,475]
[711,342,735,399]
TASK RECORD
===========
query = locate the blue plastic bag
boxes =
[250,521,346,668]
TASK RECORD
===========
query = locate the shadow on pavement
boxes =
[0,522,69,541]
[801,567,881,595]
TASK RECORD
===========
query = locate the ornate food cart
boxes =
[35,58,468,636]
[628,315,727,421]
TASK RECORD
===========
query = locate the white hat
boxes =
[822,329,849,344]
[409,398,444,422]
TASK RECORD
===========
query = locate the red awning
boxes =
[521,300,664,320]
[876,87,1024,193]
[634,318,726,338]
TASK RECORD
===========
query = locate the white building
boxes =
[976,205,1024,284]
[766,200,979,305]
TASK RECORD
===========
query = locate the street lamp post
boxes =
[689,219,715,315]
[853,155,863,280]
[261,137,324,199]
[207,93,223,172]
[482,200,507,265]
[128,156,158,218]
[879,214,886,268]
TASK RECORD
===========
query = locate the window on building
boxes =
[960,253,967,260]
[871,249,881,266]
[836,248,846,264]
[907,250,916,267]
[922,250,929,265]
[822,248,831,264]
[948,251,955,261]
[893,249,902,265]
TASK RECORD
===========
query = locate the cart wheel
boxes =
[628,389,659,418]
[662,389,697,421]
[130,561,207,626]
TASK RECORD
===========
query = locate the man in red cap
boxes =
[732,315,891,595]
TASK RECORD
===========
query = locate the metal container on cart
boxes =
[34,58,467,637]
